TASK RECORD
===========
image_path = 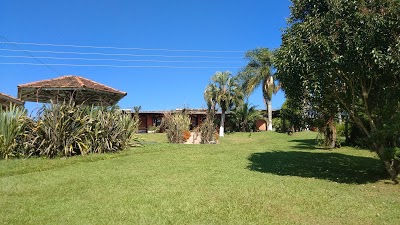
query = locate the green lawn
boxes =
[1,131,399,224]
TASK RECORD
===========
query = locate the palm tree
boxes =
[133,106,141,114]
[133,106,141,122]
[206,71,242,137]
[239,48,278,131]
[231,102,262,132]
[204,84,217,115]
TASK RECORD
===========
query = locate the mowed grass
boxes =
[1,132,399,224]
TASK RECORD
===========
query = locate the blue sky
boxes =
[0,0,291,113]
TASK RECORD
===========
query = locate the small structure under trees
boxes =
[18,75,127,106]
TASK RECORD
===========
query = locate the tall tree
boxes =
[206,71,242,137]
[275,0,400,183]
[204,84,217,115]
[239,48,277,131]
[133,106,141,123]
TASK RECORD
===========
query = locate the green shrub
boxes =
[161,111,191,143]
[230,102,262,132]
[22,100,90,157]
[335,122,346,145]
[336,123,345,137]
[0,104,27,159]
[272,118,282,132]
[21,101,140,158]
[85,107,140,154]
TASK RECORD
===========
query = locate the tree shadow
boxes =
[288,139,319,150]
[247,151,387,184]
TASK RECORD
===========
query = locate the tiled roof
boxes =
[0,92,24,109]
[17,75,127,105]
[18,75,126,95]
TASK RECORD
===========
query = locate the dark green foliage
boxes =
[272,118,284,132]
[230,102,262,132]
[275,0,400,182]
[280,99,306,133]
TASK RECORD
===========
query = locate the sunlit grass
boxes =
[1,131,399,224]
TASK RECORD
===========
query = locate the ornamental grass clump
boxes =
[85,106,140,154]
[0,104,27,159]
[161,111,191,143]
[19,100,140,158]
[199,114,218,144]
[22,100,91,157]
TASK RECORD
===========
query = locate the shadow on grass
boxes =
[288,139,319,150]
[248,151,387,184]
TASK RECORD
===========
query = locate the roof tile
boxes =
[18,75,126,95]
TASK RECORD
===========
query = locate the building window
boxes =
[153,116,162,126]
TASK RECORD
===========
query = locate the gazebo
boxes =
[18,75,127,106]
[0,92,24,110]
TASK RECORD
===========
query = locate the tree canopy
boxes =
[205,71,243,136]
[275,0,400,182]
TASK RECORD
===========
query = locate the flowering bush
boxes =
[183,130,191,141]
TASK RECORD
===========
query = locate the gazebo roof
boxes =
[0,92,24,109]
[18,75,127,106]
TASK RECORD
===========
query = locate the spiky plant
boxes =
[85,107,140,153]
[0,104,27,159]
[35,100,89,157]
[20,101,141,158]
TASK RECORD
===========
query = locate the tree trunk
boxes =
[282,117,286,133]
[212,103,216,116]
[324,118,337,149]
[241,120,247,132]
[267,99,273,131]
[219,111,225,137]
[375,144,399,184]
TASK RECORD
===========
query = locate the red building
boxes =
[124,108,280,133]
[124,109,209,133]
